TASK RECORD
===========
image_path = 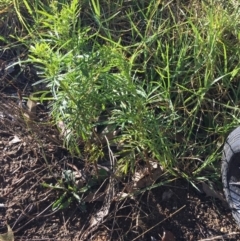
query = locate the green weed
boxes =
[11,0,240,186]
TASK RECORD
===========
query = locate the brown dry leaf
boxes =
[27,96,37,113]
[202,182,228,207]
[9,135,21,145]
[0,224,14,241]
[23,96,38,120]
[57,120,71,138]
[162,230,176,241]
[126,161,163,192]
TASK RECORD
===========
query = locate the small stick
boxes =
[229,182,240,185]
[198,232,240,241]
[132,205,186,241]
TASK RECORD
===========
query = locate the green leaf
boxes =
[52,192,67,211]
[42,182,65,190]
[78,185,90,193]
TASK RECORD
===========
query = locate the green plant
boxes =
[14,0,240,185]
[42,170,89,211]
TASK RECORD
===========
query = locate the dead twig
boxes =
[198,232,240,241]
[80,135,117,240]
[132,205,186,241]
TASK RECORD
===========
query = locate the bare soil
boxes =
[0,55,240,241]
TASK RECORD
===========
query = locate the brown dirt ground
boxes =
[0,60,240,241]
